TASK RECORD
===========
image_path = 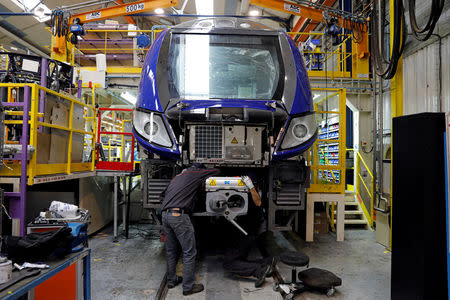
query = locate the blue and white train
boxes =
[133,18,317,231]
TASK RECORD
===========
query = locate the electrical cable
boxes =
[370,0,407,80]
[50,9,69,39]
[408,0,445,41]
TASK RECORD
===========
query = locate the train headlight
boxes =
[292,123,308,139]
[133,109,173,148]
[144,121,158,136]
[281,112,317,149]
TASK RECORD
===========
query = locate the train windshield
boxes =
[168,33,283,100]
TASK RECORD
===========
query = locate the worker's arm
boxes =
[241,176,262,207]
[249,187,262,207]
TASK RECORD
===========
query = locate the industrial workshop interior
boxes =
[0,0,449,299]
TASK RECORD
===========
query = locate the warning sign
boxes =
[231,137,238,144]
[209,179,216,186]
[238,180,245,186]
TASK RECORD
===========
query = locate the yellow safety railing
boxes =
[347,148,374,228]
[0,83,97,185]
[47,27,367,79]
[289,32,352,78]
[51,28,165,66]
[307,87,346,194]
[97,108,133,165]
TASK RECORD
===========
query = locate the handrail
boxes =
[0,83,97,185]
[346,148,374,228]
[356,151,374,179]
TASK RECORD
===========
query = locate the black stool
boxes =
[280,250,310,284]
[276,250,310,299]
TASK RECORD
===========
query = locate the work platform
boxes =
[0,81,97,236]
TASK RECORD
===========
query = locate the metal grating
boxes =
[194,125,223,159]
[147,178,171,204]
[275,183,303,207]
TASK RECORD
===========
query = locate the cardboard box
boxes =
[314,211,329,234]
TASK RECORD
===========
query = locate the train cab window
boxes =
[167,33,284,100]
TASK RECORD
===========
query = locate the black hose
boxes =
[50,10,69,39]
[408,0,445,41]
[370,0,406,80]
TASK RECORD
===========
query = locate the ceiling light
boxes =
[249,9,260,16]
[121,91,137,105]
[195,0,213,15]
[10,0,51,22]
[154,8,164,14]
[313,93,321,99]
[34,7,45,18]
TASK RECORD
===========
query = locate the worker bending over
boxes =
[160,163,219,296]
[223,175,277,287]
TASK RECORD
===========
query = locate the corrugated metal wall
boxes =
[403,34,450,115]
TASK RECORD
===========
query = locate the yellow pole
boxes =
[66,101,74,174]
[28,85,39,185]
[339,88,347,194]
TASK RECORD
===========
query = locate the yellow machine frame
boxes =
[0,83,97,185]
[307,87,346,194]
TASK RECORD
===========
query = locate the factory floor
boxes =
[90,225,390,300]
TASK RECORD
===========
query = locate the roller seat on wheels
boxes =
[298,267,342,296]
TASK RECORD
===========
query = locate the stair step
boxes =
[345,202,358,206]
[333,210,363,215]
[333,219,367,225]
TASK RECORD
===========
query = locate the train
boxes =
[132,18,317,233]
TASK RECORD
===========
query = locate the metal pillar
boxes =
[113,176,118,242]
[122,176,127,232]
[9,86,30,236]
[77,80,82,99]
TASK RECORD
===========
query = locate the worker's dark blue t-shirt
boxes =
[160,166,220,213]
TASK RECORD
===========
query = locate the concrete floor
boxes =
[90,225,390,300]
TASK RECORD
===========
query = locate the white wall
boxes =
[403,34,450,115]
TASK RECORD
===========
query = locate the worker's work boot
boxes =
[255,265,271,288]
[183,283,204,296]
[168,276,182,289]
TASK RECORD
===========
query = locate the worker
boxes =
[222,175,278,287]
[223,235,277,287]
[160,163,219,296]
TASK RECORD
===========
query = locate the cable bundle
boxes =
[50,9,69,39]
[408,0,445,41]
[370,0,407,80]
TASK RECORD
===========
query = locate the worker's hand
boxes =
[241,176,254,190]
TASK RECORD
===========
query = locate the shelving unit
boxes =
[317,115,341,184]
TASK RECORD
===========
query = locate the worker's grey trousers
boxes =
[162,211,197,291]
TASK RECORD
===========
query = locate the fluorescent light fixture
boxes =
[34,7,45,18]
[121,91,137,105]
[10,0,51,22]
[313,93,321,99]
[249,9,260,16]
[154,8,164,14]
[195,0,213,15]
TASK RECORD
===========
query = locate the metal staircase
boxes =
[332,191,371,228]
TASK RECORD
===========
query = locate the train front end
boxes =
[133,18,317,232]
